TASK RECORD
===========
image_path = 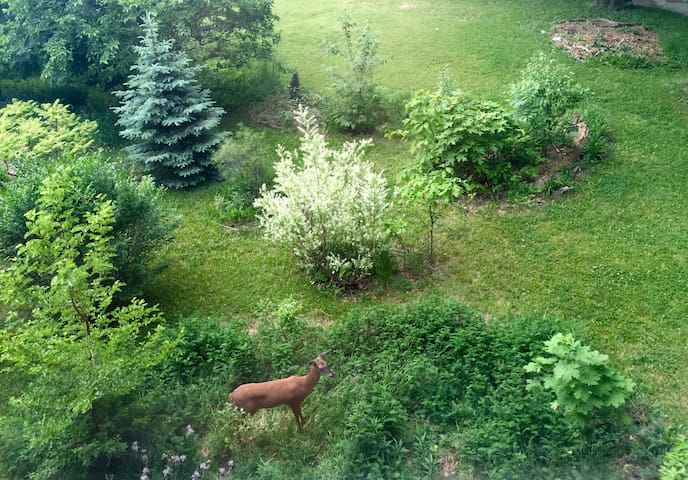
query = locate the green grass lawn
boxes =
[147,0,688,425]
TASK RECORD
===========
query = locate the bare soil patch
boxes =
[552,19,663,62]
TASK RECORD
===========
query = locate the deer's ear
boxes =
[308,360,315,367]
[319,351,329,357]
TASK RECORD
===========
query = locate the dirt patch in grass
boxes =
[552,19,663,62]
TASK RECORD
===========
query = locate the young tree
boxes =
[397,167,468,265]
[326,12,385,134]
[0,166,169,479]
[114,14,227,188]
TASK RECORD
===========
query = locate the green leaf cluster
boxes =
[509,53,587,149]
[661,435,688,480]
[0,154,177,300]
[113,14,227,188]
[399,82,520,192]
[0,99,97,174]
[525,333,635,427]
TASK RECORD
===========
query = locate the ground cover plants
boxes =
[1,0,688,478]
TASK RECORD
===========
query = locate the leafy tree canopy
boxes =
[0,0,279,86]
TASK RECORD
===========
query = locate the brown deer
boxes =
[228,352,334,432]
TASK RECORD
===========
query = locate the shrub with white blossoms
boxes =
[254,106,391,287]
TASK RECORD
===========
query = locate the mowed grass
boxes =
[147,0,688,424]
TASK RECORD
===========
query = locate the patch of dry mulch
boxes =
[552,18,663,61]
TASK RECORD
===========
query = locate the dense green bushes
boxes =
[0,167,170,480]
[0,154,177,299]
[399,81,521,192]
[175,298,662,480]
[209,126,276,225]
[398,55,608,198]
[1,286,667,479]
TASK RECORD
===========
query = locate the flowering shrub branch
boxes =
[254,105,392,287]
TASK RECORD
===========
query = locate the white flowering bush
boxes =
[254,106,391,287]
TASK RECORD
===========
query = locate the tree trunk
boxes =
[592,0,627,10]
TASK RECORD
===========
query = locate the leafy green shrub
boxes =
[340,382,409,478]
[325,13,385,134]
[157,316,255,384]
[0,154,177,299]
[400,82,521,192]
[254,106,392,288]
[525,333,635,428]
[661,435,688,480]
[509,53,586,149]
[0,98,98,173]
[0,166,169,480]
[212,126,275,199]
[323,298,650,479]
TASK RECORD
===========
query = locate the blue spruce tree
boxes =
[114,14,226,188]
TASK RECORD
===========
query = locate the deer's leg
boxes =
[289,402,304,432]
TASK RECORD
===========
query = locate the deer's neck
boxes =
[304,365,321,390]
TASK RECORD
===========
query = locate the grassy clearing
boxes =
[146,0,688,427]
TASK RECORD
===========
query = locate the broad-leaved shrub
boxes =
[509,53,586,149]
[0,166,169,480]
[0,154,177,300]
[399,81,520,192]
[254,106,391,288]
[525,333,635,428]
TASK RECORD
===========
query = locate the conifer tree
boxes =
[114,13,226,188]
